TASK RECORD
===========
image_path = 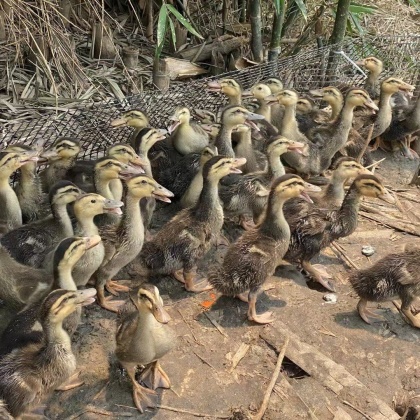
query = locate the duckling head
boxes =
[110,109,149,129]
[130,283,171,324]
[381,77,415,95]
[355,56,383,75]
[243,83,272,101]
[132,127,167,154]
[122,174,173,203]
[296,97,315,114]
[107,143,146,168]
[332,157,369,181]
[95,157,144,182]
[4,143,41,168]
[352,174,395,204]
[53,235,101,278]
[265,136,305,156]
[194,109,217,124]
[168,107,191,134]
[269,174,317,203]
[265,89,299,107]
[264,78,284,94]
[40,288,97,324]
[48,180,83,206]
[207,78,242,99]
[203,155,247,182]
[221,105,265,130]
[41,137,80,162]
[199,146,218,166]
[345,89,378,112]
[310,86,343,107]
[73,193,124,218]
[0,151,38,177]
[201,123,220,138]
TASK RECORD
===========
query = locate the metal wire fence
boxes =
[1,34,419,161]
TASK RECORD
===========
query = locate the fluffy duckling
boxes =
[285,174,395,292]
[1,181,82,267]
[264,78,284,129]
[0,236,101,353]
[168,107,210,155]
[138,156,246,292]
[4,143,45,223]
[355,56,384,100]
[349,243,420,328]
[207,78,243,105]
[40,137,81,192]
[0,150,39,233]
[180,146,217,208]
[110,109,150,143]
[209,174,314,324]
[0,288,97,418]
[309,86,344,122]
[94,174,173,312]
[116,284,175,413]
[243,83,273,122]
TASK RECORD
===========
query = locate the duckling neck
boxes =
[51,203,73,237]
[327,101,356,153]
[94,176,114,200]
[43,319,72,349]
[119,193,144,239]
[257,100,271,122]
[267,152,286,179]
[323,173,346,206]
[259,198,290,240]
[228,95,241,106]
[0,176,22,228]
[281,104,303,142]
[193,177,222,222]
[181,166,204,207]
[53,264,77,291]
[215,126,235,158]
[366,71,380,96]
[375,90,394,135]
[235,131,258,172]
[408,95,420,129]
[334,184,362,238]
[137,149,153,177]
[76,214,98,236]
[330,99,343,121]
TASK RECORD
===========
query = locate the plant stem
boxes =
[268,2,286,62]
[330,0,351,45]
[250,0,263,62]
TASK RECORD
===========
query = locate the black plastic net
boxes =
[1,34,419,161]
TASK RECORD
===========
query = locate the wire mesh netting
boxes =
[1,34,419,161]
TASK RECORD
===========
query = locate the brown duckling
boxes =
[168,107,209,155]
[116,284,175,413]
[0,150,39,233]
[94,174,173,312]
[207,78,243,106]
[284,174,395,292]
[138,156,246,292]
[355,56,384,99]
[209,174,314,324]
[0,288,96,418]
[0,235,101,353]
[4,143,46,223]
[40,137,81,192]
[1,181,82,268]
[180,146,217,208]
[309,86,344,122]
[295,96,330,134]
[349,243,420,328]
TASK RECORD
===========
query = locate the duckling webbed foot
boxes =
[173,268,213,292]
[357,299,385,324]
[56,371,84,391]
[247,288,274,324]
[105,280,130,296]
[97,286,125,313]
[140,361,171,390]
[236,291,249,302]
[239,215,257,231]
[302,261,336,292]
[132,380,157,413]
[393,300,420,329]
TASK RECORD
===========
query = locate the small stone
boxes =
[362,245,375,256]
[323,293,337,303]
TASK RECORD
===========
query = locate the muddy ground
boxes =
[2,149,420,420]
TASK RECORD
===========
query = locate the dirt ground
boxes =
[1,149,420,420]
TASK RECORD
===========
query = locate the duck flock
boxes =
[0,56,419,417]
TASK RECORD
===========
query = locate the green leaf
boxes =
[293,0,308,21]
[349,3,377,15]
[156,5,168,58]
[349,12,364,34]
[168,17,177,51]
[272,0,285,15]
[166,4,203,39]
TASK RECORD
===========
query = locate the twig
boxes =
[156,404,230,418]
[357,123,375,163]
[364,157,386,170]
[194,351,217,370]
[229,342,250,373]
[253,336,290,420]
[331,242,360,270]
[92,381,109,401]
[342,400,374,420]
[204,312,228,338]
[177,308,201,344]
[68,405,133,419]
[360,211,420,237]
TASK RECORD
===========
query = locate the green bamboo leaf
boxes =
[157,5,168,48]
[166,4,203,39]
[168,17,177,51]
[349,3,377,15]
[293,0,308,21]
[350,12,364,34]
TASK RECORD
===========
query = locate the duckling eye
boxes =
[91,199,96,203]
[141,180,147,184]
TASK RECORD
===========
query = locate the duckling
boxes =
[0,151,39,232]
[168,107,209,155]
[284,174,395,292]
[355,56,383,99]
[116,284,175,413]
[0,235,101,353]
[309,86,344,122]
[94,174,173,312]
[295,96,330,134]
[349,243,420,328]
[4,143,46,223]
[180,146,217,208]
[207,78,243,106]
[40,137,81,192]
[110,109,150,143]
[138,156,246,292]
[220,136,305,229]
[209,174,314,324]
[242,83,273,122]
[214,105,265,158]
[1,181,82,268]
[264,78,284,129]
[0,288,97,418]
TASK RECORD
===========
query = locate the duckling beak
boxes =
[363,98,379,112]
[156,129,168,141]
[152,300,171,323]
[152,184,174,203]
[378,189,396,204]
[19,151,40,164]
[76,288,97,306]
[41,149,59,160]
[299,192,313,203]
[168,117,181,134]
[130,155,148,168]
[201,124,216,133]
[230,157,247,173]
[83,235,101,250]
[110,117,129,127]
[207,80,222,92]
[264,94,279,106]
[245,112,265,131]
[355,59,366,66]
[399,82,415,93]
[287,141,305,154]
[120,164,145,178]
[103,199,124,215]
[309,89,324,98]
